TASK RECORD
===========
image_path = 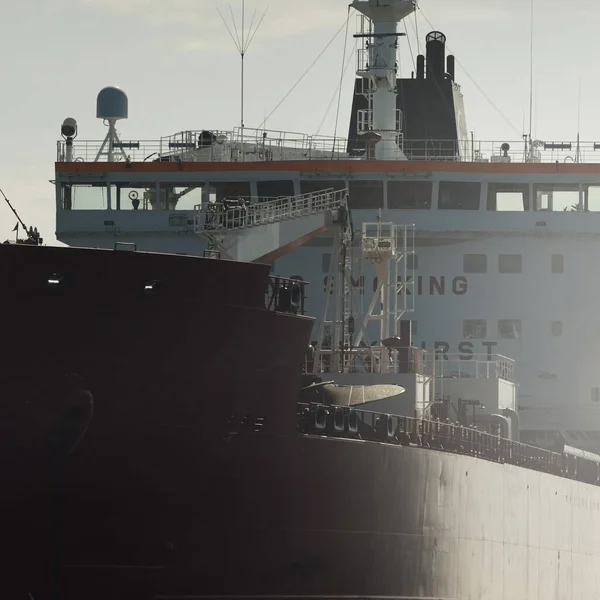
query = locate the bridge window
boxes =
[213,181,251,202]
[388,181,432,209]
[150,185,203,211]
[438,182,480,210]
[551,254,564,273]
[551,321,563,336]
[257,180,294,199]
[348,180,383,209]
[63,183,108,210]
[300,180,346,196]
[322,253,331,273]
[499,254,522,273]
[498,320,522,339]
[463,254,487,273]
[463,319,486,339]
[487,183,530,211]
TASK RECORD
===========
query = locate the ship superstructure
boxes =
[53,1,600,454]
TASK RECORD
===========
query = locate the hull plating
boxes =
[3,245,600,599]
[15,433,600,599]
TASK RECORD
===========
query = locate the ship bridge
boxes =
[55,161,348,262]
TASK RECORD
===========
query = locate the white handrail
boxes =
[194,188,347,234]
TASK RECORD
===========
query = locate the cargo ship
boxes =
[6,0,600,597]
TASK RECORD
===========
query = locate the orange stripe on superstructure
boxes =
[55,160,600,175]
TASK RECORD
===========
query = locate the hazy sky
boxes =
[1,0,598,242]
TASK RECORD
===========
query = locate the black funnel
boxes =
[426,31,446,79]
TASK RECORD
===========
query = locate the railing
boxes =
[313,345,426,376]
[427,353,516,382]
[56,130,600,164]
[266,276,308,315]
[310,348,515,380]
[194,188,347,234]
[297,402,600,486]
[56,139,163,163]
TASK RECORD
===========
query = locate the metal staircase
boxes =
[194,188,347,234]
[193,188,349,263]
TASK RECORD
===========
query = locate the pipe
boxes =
[502,408,520,441]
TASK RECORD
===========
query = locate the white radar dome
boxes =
[96,86,128,121]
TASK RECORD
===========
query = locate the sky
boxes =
[1,0,599,242]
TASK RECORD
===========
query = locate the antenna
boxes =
[217,1,268,149]
[1,188,42,245]
[95,86,129,162]
[1,188,28,233]
[523,0,535,162]
[576,78,582,163]
[528,0,534,142]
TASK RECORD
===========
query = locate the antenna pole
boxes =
[576,78,582,164]
[0,188,28,233]
[528,0,534,149]
[241,0,245,144]
[217,1,268,162]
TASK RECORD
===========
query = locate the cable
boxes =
[403,20,415,75]
[333,6,352,144]
[258,16,350,129]
[315,39,357,136]
[414,1,420,55]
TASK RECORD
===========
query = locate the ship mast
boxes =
[351,0,415,160]
[315,216,415,375]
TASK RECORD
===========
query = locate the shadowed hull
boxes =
[13,430,600,600]
[0,243,312,598]
[4,244,600,599]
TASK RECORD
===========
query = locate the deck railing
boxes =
[56,128,600,165]
[426,353,516,382]
[194,188,347,234]
[297,402,600,486]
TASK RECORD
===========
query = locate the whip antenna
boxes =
[217,1,269,154]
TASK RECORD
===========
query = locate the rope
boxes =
[414,0,420,55]
[403,20,415,75]
[315,39,357,137]
[258,16,350,129]
[332,6,352,146]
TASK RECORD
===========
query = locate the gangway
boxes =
[194,188,348,263]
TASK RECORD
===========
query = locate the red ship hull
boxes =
[6,244,600,600]
[1,243,313,599]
